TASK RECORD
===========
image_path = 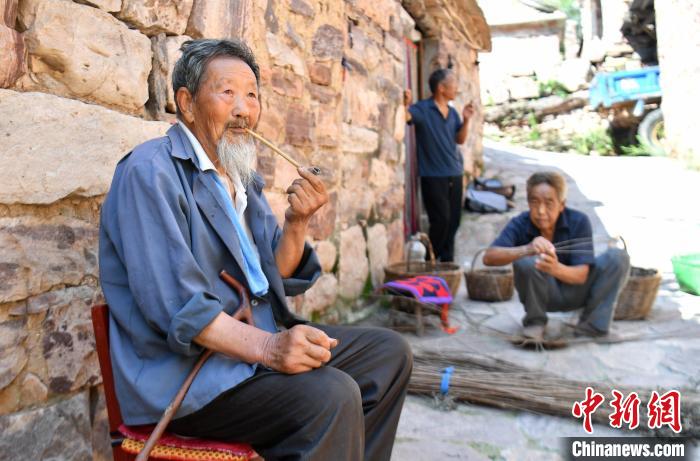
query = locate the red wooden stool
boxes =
[91,304,258,461]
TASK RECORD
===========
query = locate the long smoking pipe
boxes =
[245,128,321,176]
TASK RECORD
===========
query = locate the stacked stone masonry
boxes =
[0,0,486,458]
[656,0,700,167]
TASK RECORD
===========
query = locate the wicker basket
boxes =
[383,234,462,297]
[465,249,514,302]
[614,266,661,320]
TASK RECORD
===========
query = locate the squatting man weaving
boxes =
[99,39,412,460]
[483,171,631,341]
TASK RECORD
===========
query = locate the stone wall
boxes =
[655,0,700,168]
[0,0,485,457]
[475,0,567,105]
[480,26,564,105]
[580,0,633,63]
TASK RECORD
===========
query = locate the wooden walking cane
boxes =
[135,270,254,461]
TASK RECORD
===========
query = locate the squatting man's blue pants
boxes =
[513,248,631,333]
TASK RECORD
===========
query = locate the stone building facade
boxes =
[477,0,567,104]
[655,0,700,168]
[578,0,644,73]
[0,0,489,457]
[579,0,632,62]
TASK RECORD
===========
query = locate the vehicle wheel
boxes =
[637,108,665,156]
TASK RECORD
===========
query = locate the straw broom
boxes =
[410,351,612,420]
[409,349,700,437]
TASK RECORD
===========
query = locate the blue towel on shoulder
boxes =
[212,175,269,296]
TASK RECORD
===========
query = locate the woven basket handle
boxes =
[404,233,436,272]
[470,248,488,272]
[616,235,627,251]
[417,232,437,264]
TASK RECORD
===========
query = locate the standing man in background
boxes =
[404,68,474,262]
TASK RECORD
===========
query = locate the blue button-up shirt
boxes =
[408,98,464,177]
[491,207,596,267]
[99,125,321,424]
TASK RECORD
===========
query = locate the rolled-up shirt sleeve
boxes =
[115,159,223,356]
[281,240,321,296]
[568,216,595,267]
[491,219,522,248]
[266,211,321,296]
[408,104,423,126]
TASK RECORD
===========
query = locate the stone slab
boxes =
[300,273,338,317]
[0,90,169,205]
[0,390,92,460]
[148,34,190,117]
[0,23,24,88]
[367,224,388,288]
[80,0,121,12]
[314,240,337,273]
[0,216,99,303]
[186,0,245,40]
[338,225,369,299]
[342,124,379,154]
[117,0,193,36]
[40,286,101,394]
[18,0,152,112]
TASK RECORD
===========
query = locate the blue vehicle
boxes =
[589,66,664,154]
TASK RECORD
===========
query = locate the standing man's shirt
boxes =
[491,207,596,267]
[408,98,464,177]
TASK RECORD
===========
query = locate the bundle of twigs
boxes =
[410,349,614,420]
[551,237,595,255]
[409,348,700,437]
[551,236,625,255]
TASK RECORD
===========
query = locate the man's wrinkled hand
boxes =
[528,236,556,257]
[462,103,475,120]
[403,89,412,107]
[534,251,560,275]
[259,325,338,374]
[284,167,329,225]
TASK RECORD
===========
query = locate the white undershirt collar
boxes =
[178,121,249,217]
[178,122,255,253]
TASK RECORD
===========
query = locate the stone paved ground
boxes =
[389,141,700,460]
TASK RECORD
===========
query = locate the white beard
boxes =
[217,135,256,187]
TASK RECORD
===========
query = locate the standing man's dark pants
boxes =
[420,175,463,262]
[513,248,630,333]
[169,326,413,461]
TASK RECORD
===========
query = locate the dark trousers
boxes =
[420,176,463,262]
[513,248,630,332]
[169,325,413,461]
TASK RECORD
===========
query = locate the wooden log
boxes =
[485,92,588,126]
